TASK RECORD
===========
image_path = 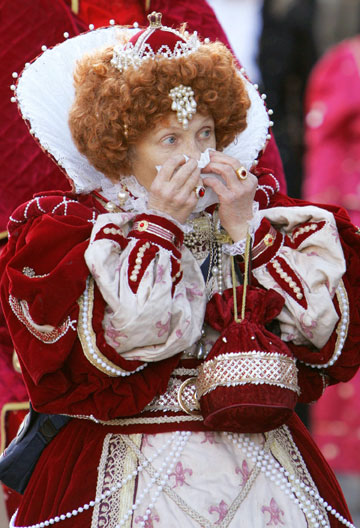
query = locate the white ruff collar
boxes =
[15,26,270,195]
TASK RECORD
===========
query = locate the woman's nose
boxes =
[184,138,202,160]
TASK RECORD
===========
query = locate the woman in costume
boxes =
[1,12,360,528]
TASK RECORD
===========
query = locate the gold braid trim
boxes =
[91,434,141,528]
[1,401,30,453]
[67,413,203,426]
[196,352,300,399]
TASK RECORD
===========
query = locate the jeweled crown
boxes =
[111,11,202,72]
[148,11,162,27]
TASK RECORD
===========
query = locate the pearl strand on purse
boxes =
[226,432,356,528]
[10,431,191,528]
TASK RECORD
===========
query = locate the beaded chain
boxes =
[10,431,191,528]
[225,432,356,528]
[210,240,224,297]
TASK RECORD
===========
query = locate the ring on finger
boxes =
[194,185,206,199]
[235,167,248,181]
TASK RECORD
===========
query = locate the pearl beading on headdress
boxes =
[110,34,201,73]
[169,85,197,129]
[110,12,201,73]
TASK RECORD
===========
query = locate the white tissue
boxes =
[155,148,225,213]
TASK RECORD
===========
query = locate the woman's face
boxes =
[131,113,216,190]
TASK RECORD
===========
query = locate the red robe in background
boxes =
[304,36,360,476]
[0,0,87,518]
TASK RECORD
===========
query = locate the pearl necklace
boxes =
[10,431,191,528]
[225,432,356,528]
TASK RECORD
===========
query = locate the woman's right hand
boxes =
[147,155,202,224]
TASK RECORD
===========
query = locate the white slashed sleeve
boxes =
[85,212,207,362]
[249,205,346,348]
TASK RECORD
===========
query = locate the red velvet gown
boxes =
[1,178,359,527]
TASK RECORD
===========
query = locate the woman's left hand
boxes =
[202,151,258,241]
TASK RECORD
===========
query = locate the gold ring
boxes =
[177,377,201,416]
[235,167,248,180]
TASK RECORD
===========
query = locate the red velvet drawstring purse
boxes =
[196,234,300,433]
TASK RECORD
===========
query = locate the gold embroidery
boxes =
[144,375,200,414]
[91,433,142,528]
[67,413,203,426]
[272,426,329,527]
[196,352,300,399]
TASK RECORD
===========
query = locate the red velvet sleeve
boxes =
[0,193,180,420]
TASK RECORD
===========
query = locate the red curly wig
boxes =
[69,39,250,181]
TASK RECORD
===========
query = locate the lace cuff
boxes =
[222,203,261,256]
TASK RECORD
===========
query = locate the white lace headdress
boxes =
[12,15,271,196]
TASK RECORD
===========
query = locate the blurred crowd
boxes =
[1,0,360,524]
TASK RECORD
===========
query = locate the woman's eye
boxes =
[200,128,212,139]
[163,135,176,145]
